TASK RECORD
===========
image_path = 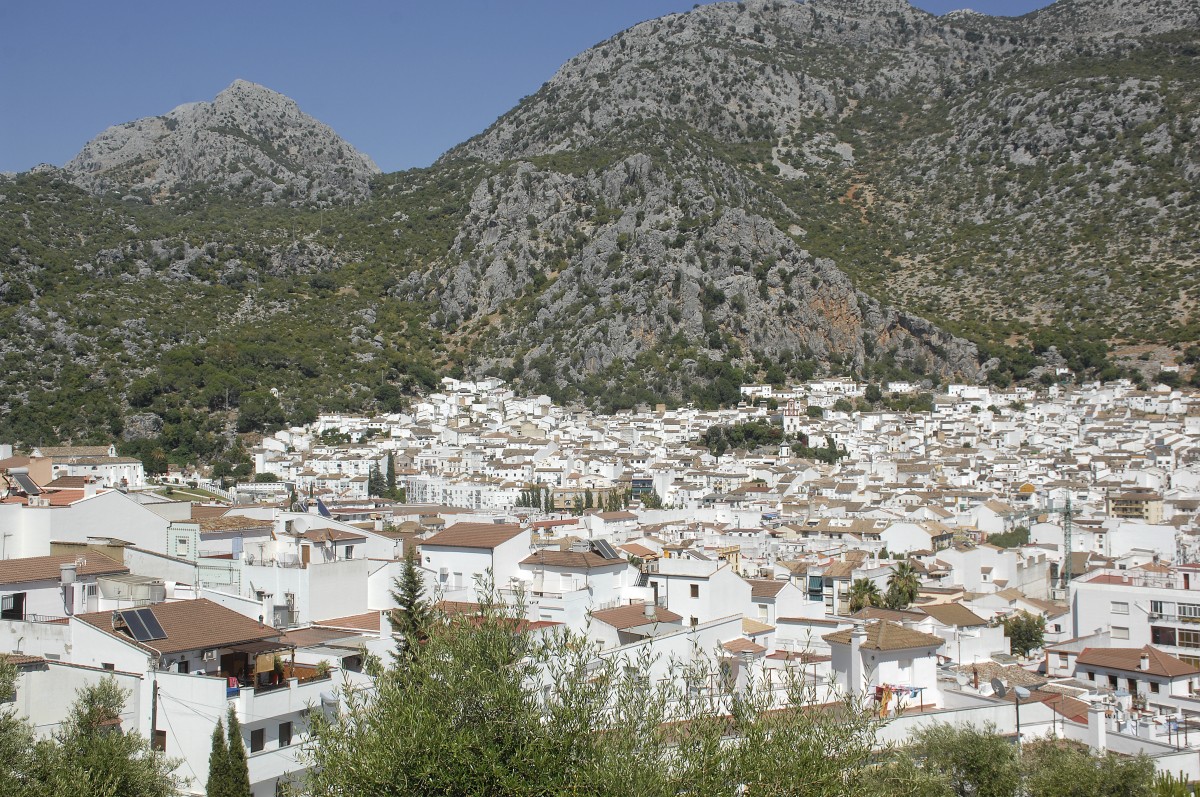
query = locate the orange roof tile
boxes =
[75,598,280,656]
[423,522,526,550]
[0,552,127,585]
[1076,646,1199,678]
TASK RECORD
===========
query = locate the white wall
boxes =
[13,661,144,740]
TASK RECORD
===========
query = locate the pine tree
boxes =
[389,546,433,664]
[225,707,252,797]
[206,717,230,797]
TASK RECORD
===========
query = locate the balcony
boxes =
[230,668,334,719]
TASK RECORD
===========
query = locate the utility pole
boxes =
[149,673,160,750]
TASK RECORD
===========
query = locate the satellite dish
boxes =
[956,672,970,687]
[990,677,1007,698]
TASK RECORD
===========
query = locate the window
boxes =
[101,663,115,671]
[690,616,698,627]
[1111,601,1129,615]
[1109,675,1119,688]
[1152,626,1177,646]
[177,660,189,674]
[1112,626,1129,640]
[175,536,189,557]
[1057,653,1068,666]
[1151,682,1160,694]
[690,584,700,599]
[1179,630,1200,649]
[0,593,26,621]
[344,545,354,560]
[250,728,265,753]
[279,721,292,747]
[153,730,167,752]
[1179,603,1200,623]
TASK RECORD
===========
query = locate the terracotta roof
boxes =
[722,638,767,655]
[423,522,526,550]
[745,578,788,598]
[35,446,112,458]
[595,511,638,521]
[198,516,272,532]
[1,488,90,507]
[75,598,280,656]
[436,600,483,616]
[280,627,363,648]
[0,552,128,585]
[520,550,624,569]
[620,543,656,558]
[315,611,381,633]
[822,560,859,579]
[851,607,925,624]
[742,618,775,635]
[1076,646,1199,678]
[0,653,44,667]
[299,527,368,543]
[591,603,682,630]
[43,476,89,488]
[920,603,988,628]
[954,661,1043,689]
[189,505,232,520]
[823,620,943,652]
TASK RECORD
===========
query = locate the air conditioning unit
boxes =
[1148,612,1161,620]
[202,649,217,662]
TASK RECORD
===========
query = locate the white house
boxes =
[0,598,370,796]
[823,620,944,711]
[419,522,532,602]
[643,557,752,628]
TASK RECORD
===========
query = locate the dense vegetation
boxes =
[302,579,1171,797]
[0,662,180,797]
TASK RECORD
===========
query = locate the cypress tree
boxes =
[225,707,252,797]
[385,451,397,497]
[206,717,230,797]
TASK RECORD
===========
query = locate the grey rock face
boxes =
[64,80,379,206]
[122,412,163,441]
[427,154,982,387]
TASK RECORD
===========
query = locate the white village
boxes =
[3,375,1199,794]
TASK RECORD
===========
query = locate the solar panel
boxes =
[315,498,332,518]
[137,608,167,641]
[120,609,150,641]
[11,473,40,496]
[592,539,620,560]
[119,608,167,642]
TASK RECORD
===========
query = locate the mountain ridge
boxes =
[63,79,379,206]
[1,0,1197,448]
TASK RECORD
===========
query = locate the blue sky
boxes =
[0,0,1052,174]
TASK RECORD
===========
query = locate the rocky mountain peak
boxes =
[63,79,379,206]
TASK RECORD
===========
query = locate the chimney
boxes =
[1139,652,1150,671]
[83,477,99,498]
[848,621,867,696]
[60,562,77,616]
[1087,703,1107,752]
[643,601,655,620]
